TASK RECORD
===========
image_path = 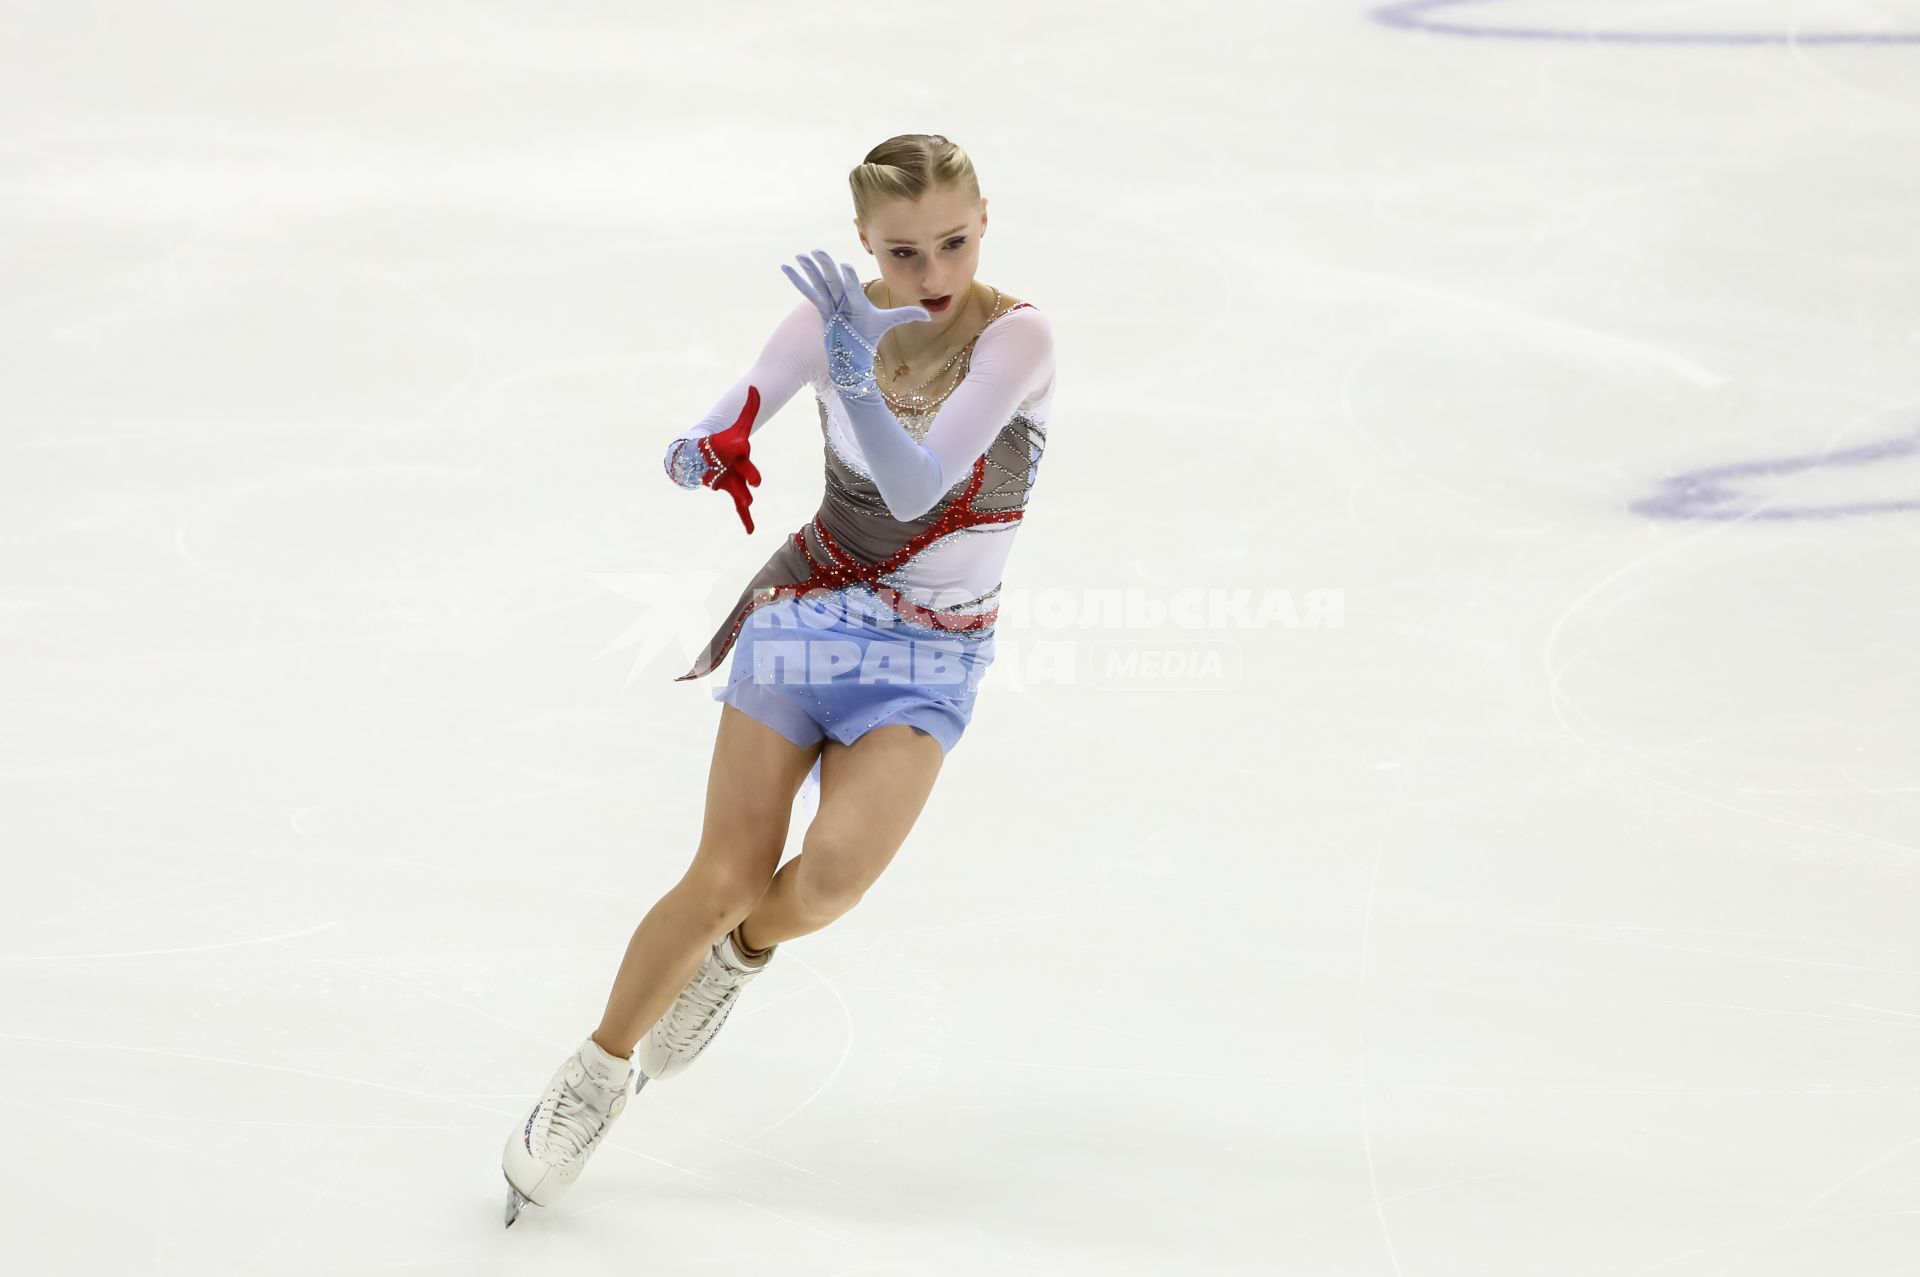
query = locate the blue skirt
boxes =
[710,586,995,756]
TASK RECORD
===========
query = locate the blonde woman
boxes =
[502,133,1057,1225]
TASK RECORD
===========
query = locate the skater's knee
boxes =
[685,827,784,906]
[678,865,773,927]
[793,842,868,919]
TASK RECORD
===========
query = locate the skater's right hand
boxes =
[781,250,930,404]
[662,385,763,534]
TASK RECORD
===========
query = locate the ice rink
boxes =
[4,2,1919,1273]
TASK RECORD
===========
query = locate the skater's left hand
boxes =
[781,249,930,402]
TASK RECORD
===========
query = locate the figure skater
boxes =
[502,133,1056,1225]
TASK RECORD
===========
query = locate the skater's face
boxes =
[855,189,988,323]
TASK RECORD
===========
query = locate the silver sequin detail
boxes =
[664,436,711,489]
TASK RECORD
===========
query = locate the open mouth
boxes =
[921,295,951,313]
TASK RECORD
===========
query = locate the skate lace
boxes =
[660,956,746,1051]
[546,1077,615,1163]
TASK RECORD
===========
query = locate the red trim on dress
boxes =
[674,301,1038,682]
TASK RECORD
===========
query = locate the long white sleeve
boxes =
[663,298,822,488]
[836,306,1054,520]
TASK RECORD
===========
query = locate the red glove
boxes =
[682,386,763,533]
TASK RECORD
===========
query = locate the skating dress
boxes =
[664,285,1055,756]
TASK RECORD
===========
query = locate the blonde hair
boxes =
[849,133,982,225]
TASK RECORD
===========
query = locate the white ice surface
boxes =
[4,2,1919,1274]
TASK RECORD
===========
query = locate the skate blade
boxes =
[504,1175,532,1228]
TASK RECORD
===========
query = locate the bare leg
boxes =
[737,724,944,951]
[589,877,741,1060]
[591,704,821,1057]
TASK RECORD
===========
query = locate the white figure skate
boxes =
[501,1036,643,1227]
[635,929,775,1082]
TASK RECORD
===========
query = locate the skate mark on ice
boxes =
[1629,420,1920,522]
[1542,434,1920,858]
[1370,0,1920,44]
[0,919,341,963]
